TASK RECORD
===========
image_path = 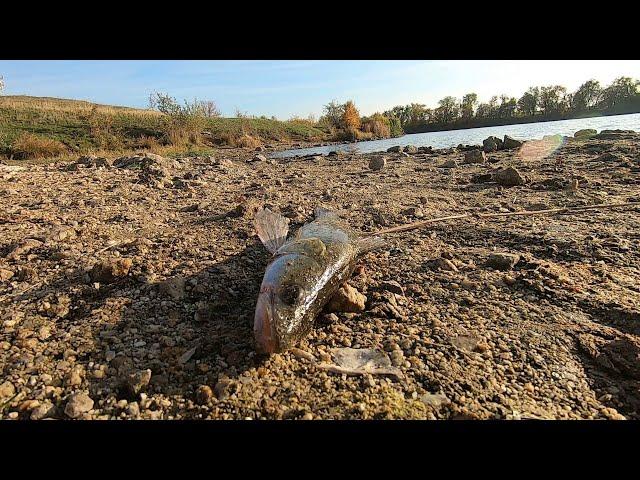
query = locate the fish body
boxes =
[254,208,380,353]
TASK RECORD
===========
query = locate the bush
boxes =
[149,92,207,146]
[11,132,68,159]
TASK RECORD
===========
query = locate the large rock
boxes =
[503,135,523,149]
[464,149,486,164]
[368,156,387,171]
[386,146,402,153]
[574,129,597,138]
[403,145,418,154]
[594,129,636,140]
[483,137,499,152]
[493,166,526,187]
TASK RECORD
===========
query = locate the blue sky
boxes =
[1,60,639,119]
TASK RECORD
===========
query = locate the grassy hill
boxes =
[0,95,329,160]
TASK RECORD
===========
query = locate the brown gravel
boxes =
[1,133,639,420]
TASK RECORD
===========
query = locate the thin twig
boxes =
[367,201,640,237]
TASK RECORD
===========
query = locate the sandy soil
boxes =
[1,131,639,420]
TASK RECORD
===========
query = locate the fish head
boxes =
[254,253,324,354]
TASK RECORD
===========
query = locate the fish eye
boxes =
[279,284,304,306]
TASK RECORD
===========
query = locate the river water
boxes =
[271,113,640,158]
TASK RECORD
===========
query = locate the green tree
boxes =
[434,96,460,124]
[517,87,540,117]
[461,93,478,120]
[571,79,601,111]
[539,86,568,115]
[497,95,518,118]
[598,77,640,110]
[320,100,345,128]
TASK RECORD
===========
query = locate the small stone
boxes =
[64,367,83,387]
[493,167,526,187]
[195,385,214,404]
[126,369,152,396]
[127,402,140,417]
[90,258,133,283]
[440,159,458,168]
[0,381,15,399]
[420,393,451,409]
[326,284,367,313]
[64,392,94,418]
[386,146,402,153]
[214,379,233,400]
[368,156,387,171]
[159,276,186,300]
[381,280,405,296]
[302,413,314,420]
[252,154,267,162]
[464,150,486,164]
[486,252,520,271]
[30,402,56,420]
[0,268,14,282]
[435,258,458,272]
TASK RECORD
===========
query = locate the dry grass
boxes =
[11,133,68,159]
[0,95,160,118]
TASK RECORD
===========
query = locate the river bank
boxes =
[1,129,639,420]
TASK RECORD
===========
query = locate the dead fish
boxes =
[253,207,384,354]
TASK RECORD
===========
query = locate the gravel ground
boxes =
[1,131,639,420]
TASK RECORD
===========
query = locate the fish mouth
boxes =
[254,287,280,354]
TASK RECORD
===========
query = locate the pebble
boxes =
[326,284,367,313]
[126,369,152,396]
[196,385,214,404]
[420,393,451,409]
[486,253,521,271]
[64,392,94,418]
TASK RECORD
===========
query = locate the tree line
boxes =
[381,76,640,133]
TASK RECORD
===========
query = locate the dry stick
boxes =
[367,201,640,237]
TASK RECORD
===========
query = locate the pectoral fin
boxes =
[255,207,290,254]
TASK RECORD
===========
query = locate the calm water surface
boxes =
[271,113,640,159]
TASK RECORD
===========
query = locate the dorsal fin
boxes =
[314,207,338,219]
[254,208,290,254]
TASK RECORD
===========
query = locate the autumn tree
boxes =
[341,100,361,131]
